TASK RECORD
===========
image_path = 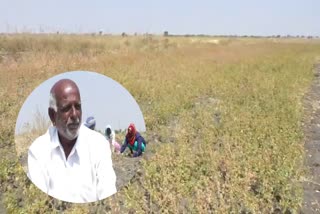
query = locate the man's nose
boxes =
[70,105,78,118]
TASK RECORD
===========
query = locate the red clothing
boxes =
[126,123,136,146]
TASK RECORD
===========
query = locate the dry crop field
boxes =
[0,34,320,213]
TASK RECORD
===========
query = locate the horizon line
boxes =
[0,32,319,38]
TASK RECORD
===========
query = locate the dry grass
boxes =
[0,34,320,213]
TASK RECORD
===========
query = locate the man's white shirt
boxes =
[27,125,117,203]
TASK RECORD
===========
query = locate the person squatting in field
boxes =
[105,125,121,154]
[120,123,146,157]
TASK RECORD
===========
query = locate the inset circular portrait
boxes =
[15,71,146,203]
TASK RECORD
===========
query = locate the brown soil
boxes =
[302,63,320,213]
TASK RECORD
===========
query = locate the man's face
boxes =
[106,128,111,136]
[54,85,82,141]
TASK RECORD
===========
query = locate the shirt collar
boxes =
[49,125,85,154]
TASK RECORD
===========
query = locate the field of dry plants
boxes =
[0,34,320,213]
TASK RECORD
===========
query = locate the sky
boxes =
[15,71,146,135]
[0,0,319,36]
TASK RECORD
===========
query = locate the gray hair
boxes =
[49,92,57,112]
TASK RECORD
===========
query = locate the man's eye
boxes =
[61,108,68,112]
[60,106,70,112]
[75,104,81,110]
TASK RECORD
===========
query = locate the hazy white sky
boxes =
[15,71,146,135]
[1,0,319,36]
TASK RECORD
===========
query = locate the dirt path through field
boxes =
[302,63,320,213]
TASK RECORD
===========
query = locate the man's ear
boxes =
[48,108,56,126]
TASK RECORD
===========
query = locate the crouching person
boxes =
[120,123,146,157]
[105,125,121,154]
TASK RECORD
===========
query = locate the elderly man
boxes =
[27,79,117,203]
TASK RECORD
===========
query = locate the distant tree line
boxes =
[161,31,318,39]
[1,29,319,39]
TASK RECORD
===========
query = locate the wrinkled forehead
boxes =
[53,82,81,105]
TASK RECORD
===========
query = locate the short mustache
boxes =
[67,118,80,125]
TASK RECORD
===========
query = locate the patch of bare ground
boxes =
[302,63,320,213]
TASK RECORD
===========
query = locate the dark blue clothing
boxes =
[120,132,146,157]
